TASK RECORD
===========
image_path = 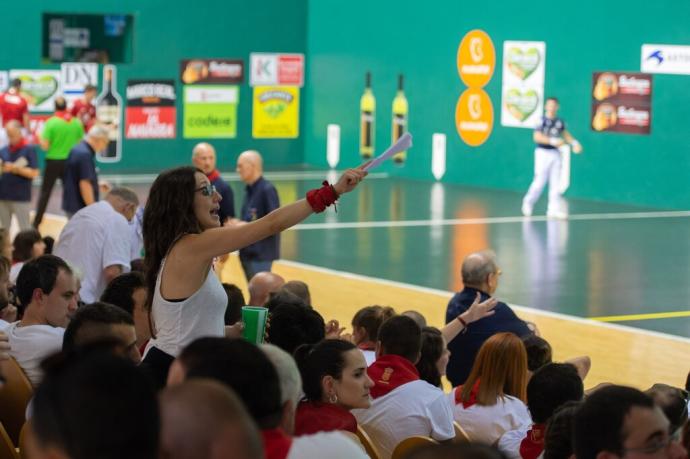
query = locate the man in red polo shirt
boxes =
[0,79,30,149]
[70,84,97,132]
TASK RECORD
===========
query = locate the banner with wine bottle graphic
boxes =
[125,80,176,139]
[500,41,546,128]
[95,64,123,162]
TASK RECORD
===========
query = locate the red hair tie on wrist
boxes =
[306,181,339,213]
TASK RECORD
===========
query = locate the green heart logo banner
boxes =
[506,47,541,80]
[9,70,61,112]
[504,88,539,121]
[20,75,58,106]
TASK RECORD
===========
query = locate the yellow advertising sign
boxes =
[252,86,300,138]
[455,88,493,146]
[457,29,496,88]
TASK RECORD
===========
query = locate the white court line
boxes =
[278,259,690,344]
[99,170,389,185]
[290,210,690,230]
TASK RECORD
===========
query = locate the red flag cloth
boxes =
[368,354,420,399]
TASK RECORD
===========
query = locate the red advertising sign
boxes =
[125,80,176,139]
[277,55,304,86]
[28,114,51,144]
[249,53,304,86]
[591,72,652,134]
[180,59,244,85]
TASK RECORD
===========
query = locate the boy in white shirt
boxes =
[353,315,455,459]
[7,255,78,386]
[499,363,583,459]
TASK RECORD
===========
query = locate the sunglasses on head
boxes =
[195,183,216,197]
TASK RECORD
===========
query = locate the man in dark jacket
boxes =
[445,250,532,386]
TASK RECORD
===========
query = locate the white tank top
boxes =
[145,257,227,357]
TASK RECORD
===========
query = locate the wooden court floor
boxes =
[37,174,690,391]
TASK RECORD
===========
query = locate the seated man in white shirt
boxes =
[353,315,455,459]
[54,187,139,304]
[6,255,78,386]
[499,363,584,459]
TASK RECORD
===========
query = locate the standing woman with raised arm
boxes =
[141,165,366,383]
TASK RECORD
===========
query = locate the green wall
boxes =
[0,0,307,174]
[303,0,690,209]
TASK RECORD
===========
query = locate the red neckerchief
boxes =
[261,428,293,459]
[519,423,546,459]
[9,138,28,153]
[55,110,73,121]
[454,379,482,408]
[294,400,358,435]
[368,354,420,399]
[206,169,221,182]
[357,341,376,351]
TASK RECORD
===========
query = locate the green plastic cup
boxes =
[241,306,268,344]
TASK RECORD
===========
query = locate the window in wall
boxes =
[42,13,134,64]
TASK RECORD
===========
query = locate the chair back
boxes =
[453,421,471,443]
[0,358,33,445]
[391,436,438,459]
[356,425,382,459]
[0,423,18,459]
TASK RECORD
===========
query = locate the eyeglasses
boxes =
[195,184,216,197]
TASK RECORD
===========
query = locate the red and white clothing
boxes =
[70,99,96,132]
[353,354,455,459]
[498,423,546,459]
[294,400,357,436]
[289,431,369,459]
[358,342,376,366]
[0,90,28,127]
[450,385,531,446]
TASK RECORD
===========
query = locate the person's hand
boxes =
[572,141,583,154]
[2,162,14,174]
[0,305,17,323]
[460,293,497,325]
[0,331,10,362]
[325,319,346,339]
[333,166,368,195]
[225,322,244,339]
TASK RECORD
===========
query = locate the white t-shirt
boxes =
[289,431,369,459]
[498,424,540,459]
[5,322,64,386]
[450,393,532,446]
[54,201,132,303]
[362,349,376,366]
[353,380,455,459]
[10,262,24,284]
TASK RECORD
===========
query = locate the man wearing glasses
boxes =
[232,150,280,281]
[574,385,687,459]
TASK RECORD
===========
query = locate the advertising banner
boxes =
[9,70,61,112]
[501,41,546,128]
[28,114,51,144]
[252,86,300,138]
[183,85,238,138]
[591,72,652,134]
[641,44,690,75]
[250,53,305,87]
[180,59,243,85]
[61,63,98,106]
[125,80,176,139]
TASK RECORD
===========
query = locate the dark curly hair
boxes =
[143,167,202,311]
[416,326,444,388]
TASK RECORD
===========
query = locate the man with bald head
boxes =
[159,379,264,459]
[0,120,39,229]
[247,271,285,306]
[445,250,532,386]
[235,150,280,280]
[192,142,235,224]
